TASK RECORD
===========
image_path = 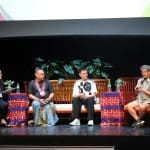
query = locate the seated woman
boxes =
[28,68,59,126]
[0,69,8,126]
[126,65,150,128]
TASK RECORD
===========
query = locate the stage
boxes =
[0,125,150,150]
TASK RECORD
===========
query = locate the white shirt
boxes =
[72,79,97,97]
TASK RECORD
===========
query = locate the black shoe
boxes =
[134,120,145,128]
[0,123,9,127]
[131,120,139,128]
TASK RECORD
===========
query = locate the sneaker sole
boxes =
[70,123,80,126]
[134,121,145,128]
[87,124,94,126]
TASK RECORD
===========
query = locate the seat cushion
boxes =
[55,103,101,113]
[28,103,101,113]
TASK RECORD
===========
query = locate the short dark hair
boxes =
[79,68,88,73]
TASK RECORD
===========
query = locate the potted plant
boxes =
[33,57,112,84]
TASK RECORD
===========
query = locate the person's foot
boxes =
[70,119,80,126]
[134,120,145,128]
[131,120,138,128]
[131,120,145,128]
[28,120,34,126]
[0,119,7,126]
[34,123,42,127]
[87,120,94,126]
[42,124,54,127]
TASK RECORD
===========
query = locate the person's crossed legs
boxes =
[126,100,148,128]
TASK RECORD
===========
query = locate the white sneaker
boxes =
[87,120,94,126]
[70,119,80,126]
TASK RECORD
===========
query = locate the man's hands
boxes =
[39,98,51,104]
[137,87,146,92]
[39,99,46,105]
[135,85,146,92]
[79,93,91,100]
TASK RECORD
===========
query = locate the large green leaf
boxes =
[63,65,74,75]
[101,72,108,79]
[71,60,82,70]
[103,62,113,68]
[54,70,60,74]
[92,58,101,65]
[34,57,44,62]
[71,60,82,65]
[87,65,94,74]
[41,64,49,70]
[80,61,90,68]
[58,78,64,85]
[50,62,58,67]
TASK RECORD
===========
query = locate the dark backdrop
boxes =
[0,35,149,84]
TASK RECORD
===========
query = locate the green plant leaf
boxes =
[58,78,64,85]
[72,60,82,65]
[101,72,108,79]
[87,65,94,74]
[34,57,44,62]
[54,70,60,74]
[63,65,74,75]
[103,62,113,68]
[92,59,101,67]
[41,64,48,70]
[50,62,58,67]
[80,61,90,68]
[33,57,112,80]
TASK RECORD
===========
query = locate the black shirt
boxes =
[28,79,54,99]
[0,80,7,100]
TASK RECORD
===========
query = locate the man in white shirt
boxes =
[70,68,98,126]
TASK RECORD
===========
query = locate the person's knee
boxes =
[32,101,40,108]
[140,105,148,111]
[126,103,134,111]
[44,104,51,111]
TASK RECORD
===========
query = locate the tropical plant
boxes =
[33,57,112,84]
[4,80,15,89]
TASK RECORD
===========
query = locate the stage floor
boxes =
[0,125,150,136]
[0,125,150,150]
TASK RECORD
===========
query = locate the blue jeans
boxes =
[32,100,59,125]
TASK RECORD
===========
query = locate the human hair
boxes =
[79,68,88,73]
[140,65,150,71]
[34,67,44,74]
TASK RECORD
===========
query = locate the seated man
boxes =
[0,69,8,126]
[70,68,98,126]
[126,65,150,128]
[28,68,59,126]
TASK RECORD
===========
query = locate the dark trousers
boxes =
[72,97,95,120]
[0,100,8,119]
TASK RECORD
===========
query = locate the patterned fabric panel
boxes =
[8,93,29,127]
[100,92,125,126]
